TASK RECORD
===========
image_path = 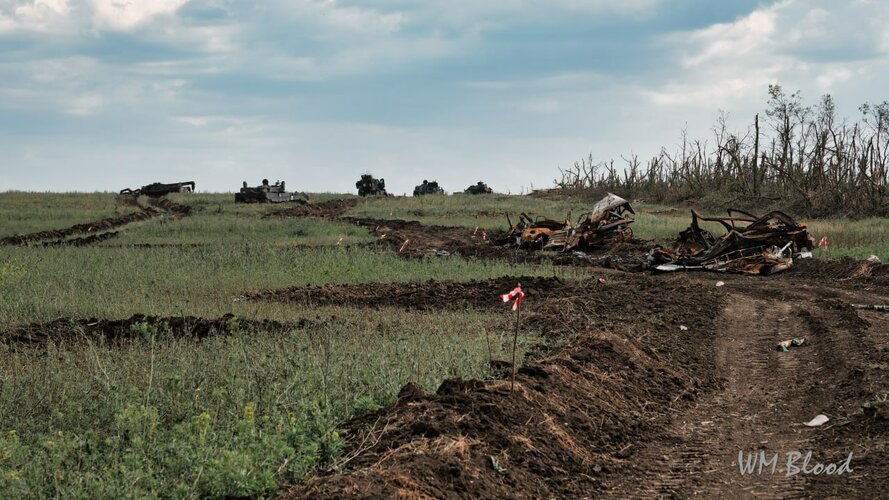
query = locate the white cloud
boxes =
[65,93,102,115]
[89,0,188,30]
[644,0,889,113]
[0,0,73,32]
[681,8,776,68]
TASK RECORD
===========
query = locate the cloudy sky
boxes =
[1,0,887,194]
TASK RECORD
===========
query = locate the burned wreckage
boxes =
[498,193,814,275]
[498,193,635,252]
[649,209,814,275]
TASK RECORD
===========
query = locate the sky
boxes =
[1,0,888,194]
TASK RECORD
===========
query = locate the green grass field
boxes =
[0,190,886,498]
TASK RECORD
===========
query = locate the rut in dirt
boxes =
[603,278,889,499]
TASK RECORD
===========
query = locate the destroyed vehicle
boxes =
[120,181,195,197]
[413,179,445,196]
[648,209,814,275]
[235,179,307,204]
[464,181,493,195]
[499,193,635,251]
[356,174,388,197]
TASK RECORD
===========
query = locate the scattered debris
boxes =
[679,325,688,331]
[235,179,307,203]
[356,174,388,197]
[777,337,806,352]
[649,209,814,275]
[804,414,829,427]
[851,304,889,312]
[716,281,725,287]
[413,179,445,196]
[867,255,882,263]
[465,181,493,195]
[120,181,195,197]
[498,193,635,252]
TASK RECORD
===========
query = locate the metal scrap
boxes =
[499,193,635,252]
[649,209,814,275]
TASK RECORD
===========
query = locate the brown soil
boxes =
[263,198,361,219]
[2,314,309,349]
[270,265,889,499]
[337,217,652,270]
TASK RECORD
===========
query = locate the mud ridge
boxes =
[263,198,360,219]
[1,196,193,247]
[2,314,311,348]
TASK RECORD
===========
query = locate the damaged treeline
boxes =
[555,86,889,217]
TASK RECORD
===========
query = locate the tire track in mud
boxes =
[606,287,877,499]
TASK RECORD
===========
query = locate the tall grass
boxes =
[1,309,537,498]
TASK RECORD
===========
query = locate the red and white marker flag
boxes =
[818,236,828,247]
[500,285,524,311]
[399,239,410,253]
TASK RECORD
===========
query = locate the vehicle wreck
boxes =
[356,174,388,197]
[649,209,814,275]
[119,181,195,197]
[498,193,635,252]
[235,179,307,204]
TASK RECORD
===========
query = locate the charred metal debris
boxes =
[497,193,814,275]
[498,193,635,252]
[120,181,195,197]
[648,209,814,275]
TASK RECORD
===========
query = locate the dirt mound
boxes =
[2,314,307,348]
[150,197,192,216]
[264,198,360,219]
[791,257,889,288]
[282,276,722,498]
[42,231,121,247]
[0,208,160,246]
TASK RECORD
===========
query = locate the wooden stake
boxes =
[511,305,521,392]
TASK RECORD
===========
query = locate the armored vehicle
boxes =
[120,181,195,197]
[464,181,493,194]
[356,174,388,196]
[413,179,445,196]
[235,179,307,203]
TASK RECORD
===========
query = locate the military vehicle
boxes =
[356,174,388,196]
[120,181,195,197]
[464,181,493,194]
[413,179,445,196]
[235,179,307,203]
